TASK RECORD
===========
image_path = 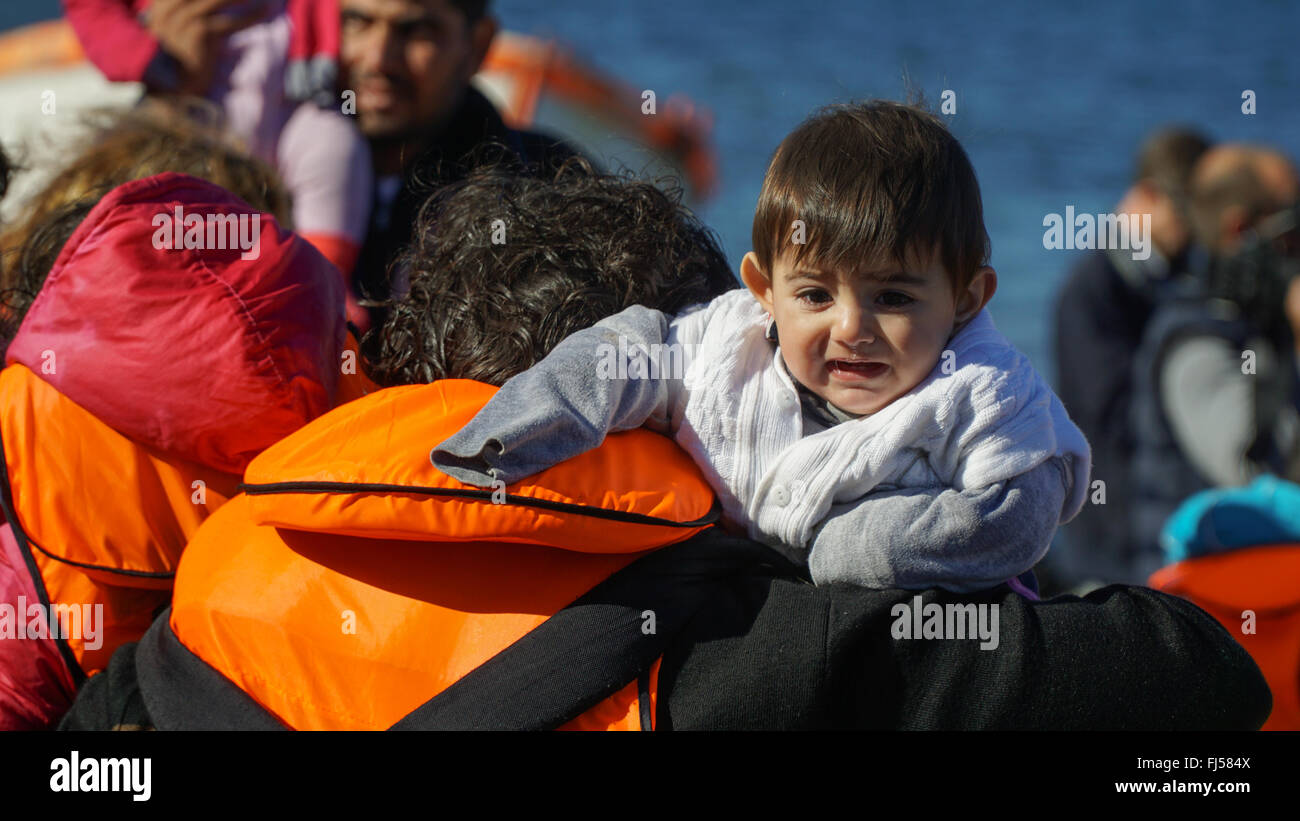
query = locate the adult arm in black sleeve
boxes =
[831,584,1271,730]
[658,539,1271,730]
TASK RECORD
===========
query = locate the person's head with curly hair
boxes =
[363,158,735,387]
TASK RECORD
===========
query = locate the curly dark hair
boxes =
[363,158,735,387]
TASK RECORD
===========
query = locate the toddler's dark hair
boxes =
[752,100,990,292]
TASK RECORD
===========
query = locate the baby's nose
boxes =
[833,308,876,345]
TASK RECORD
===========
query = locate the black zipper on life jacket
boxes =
[240,480,723,529]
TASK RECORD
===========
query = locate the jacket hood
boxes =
[6,173,346,474]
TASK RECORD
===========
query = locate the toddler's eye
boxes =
[878,291,915,308]
[796,288,832,306]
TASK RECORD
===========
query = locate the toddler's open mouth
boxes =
[827,360,889,380]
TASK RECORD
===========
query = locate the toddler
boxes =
[434,101,1091,593]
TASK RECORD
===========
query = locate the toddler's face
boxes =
[741,248,994,416]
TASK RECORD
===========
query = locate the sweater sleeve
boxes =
[432,304,692,487]
[62,0,170,86]
[807,456,1069,592]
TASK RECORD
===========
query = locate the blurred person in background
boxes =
[338,0,582,325]
[1049,128,1210,592]
[63,0,375,327]
[1127,144,1300,582]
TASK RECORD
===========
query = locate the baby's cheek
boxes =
[893,349,944,395]
[789,349,824,384]
[912,324,954,375]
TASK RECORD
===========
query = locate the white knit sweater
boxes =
[664,289,1092,549]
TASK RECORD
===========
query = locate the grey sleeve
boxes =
[807,457,1070,592]
[432,304,681,487]
[1160,336,1254,487]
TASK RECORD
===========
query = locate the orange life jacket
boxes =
[168,379,719,729]
[0,340,368,691]
[0,338,370,683]
[0,363,240,675]
[1149,544,1300,730]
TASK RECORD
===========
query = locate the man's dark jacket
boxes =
[60,530,1271,731]
[353,86,582,308]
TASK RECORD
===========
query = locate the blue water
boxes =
[6,0,1299,376]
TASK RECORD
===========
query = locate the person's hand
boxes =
[144,0,269,95]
